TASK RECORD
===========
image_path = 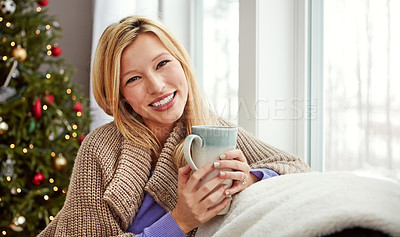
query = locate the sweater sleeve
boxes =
[37,127,134,237]
[135,212,186,237]
[250,168,279,180]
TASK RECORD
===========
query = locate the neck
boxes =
[146,122,174,145]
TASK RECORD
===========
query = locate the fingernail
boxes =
[219,154,226,159]
[225,191,230,195]
[224,184,229,189]
[214,162,220,167]
[220,171,226,177]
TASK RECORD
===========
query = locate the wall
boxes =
[47,0,93,95]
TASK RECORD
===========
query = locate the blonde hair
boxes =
[92,16,217,167]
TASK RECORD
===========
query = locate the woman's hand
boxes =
[214,149,259,195]
[171,165,231,233]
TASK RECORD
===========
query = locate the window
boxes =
[321,0,400,180]
[194,0,239,123]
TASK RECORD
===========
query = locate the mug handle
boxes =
[184,134,203,171]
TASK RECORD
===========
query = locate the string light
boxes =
[43,105,48,110]
[71,95,76,100]
[49,178,54,183]
[46,25,51,30]
[0,17,3,22]
[62,189,66,194]
[49,216,54,221]
[43,195,49,200]
[47,50,52,56]
[72,132,77,138]
[46,73,51,79]
[2,230,6,235]
[2,56,7,61]
[2,38,6,42]
[6,22,11,27]
[72,124,78,130]
[53,186,58,192]
[51,152,56,157]
[10,144,15,149]
[36,7,42,12]
[29,144,34,149]
[35,29,41,35]
[65,135,70,140]
[6,177,11,182]
[66,89,72,94]
[22,148,28,153]
[16,188,21,193]
[10,42,15,46]
[46,45,51,50]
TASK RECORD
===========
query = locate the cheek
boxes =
[173,67,188,89]
[122,89,143,111]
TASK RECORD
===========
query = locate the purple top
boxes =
[127,168,278,236]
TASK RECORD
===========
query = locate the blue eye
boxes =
[156,60,169,69]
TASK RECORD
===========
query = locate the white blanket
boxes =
[195,172,400,237]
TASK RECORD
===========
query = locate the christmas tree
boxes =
[0,0,91,235]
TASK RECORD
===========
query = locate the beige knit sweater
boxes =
[38,120,310,237]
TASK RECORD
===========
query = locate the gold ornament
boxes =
[12,46,27,62]
[54,153,67,170]
[0,121,8,135]
[10,215,26,232]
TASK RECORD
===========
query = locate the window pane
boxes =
[323,0,400,180]
[201,0,239,122]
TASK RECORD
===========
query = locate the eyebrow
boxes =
[121,52,170,79]
[121,69,139,81]
[152,52,170,62]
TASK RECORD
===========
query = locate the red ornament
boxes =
[78,133,85,144]
[32,99,42,119]
[51,46,62,57]
[32,173,45,185]
[73,102,83,113]
[42,93,55,103]
[38,0,49,6]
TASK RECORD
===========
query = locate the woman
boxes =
[39,16,310,236]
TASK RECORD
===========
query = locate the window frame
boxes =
[238,0,311,164]
[308,0,324,171]
[191,0,314,165]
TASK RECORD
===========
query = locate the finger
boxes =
[224,180,244,196]
[200,184,227,209]
[186,162,216,192]
[197,175,226,200]
[177,165,192,188]
[206,196,232,217]
[214,160,250,173]
[219,149,246,162]
[219,170,247,183]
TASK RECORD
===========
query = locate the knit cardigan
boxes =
[38,120,310,237]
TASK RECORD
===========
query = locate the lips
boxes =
[149,92,176,111]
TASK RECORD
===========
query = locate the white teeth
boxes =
[151,93,175,107]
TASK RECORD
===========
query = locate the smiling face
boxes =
[120,33,188,133]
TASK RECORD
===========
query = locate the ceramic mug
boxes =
[184,125,238,215]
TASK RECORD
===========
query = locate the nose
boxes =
[146,73,165,94]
